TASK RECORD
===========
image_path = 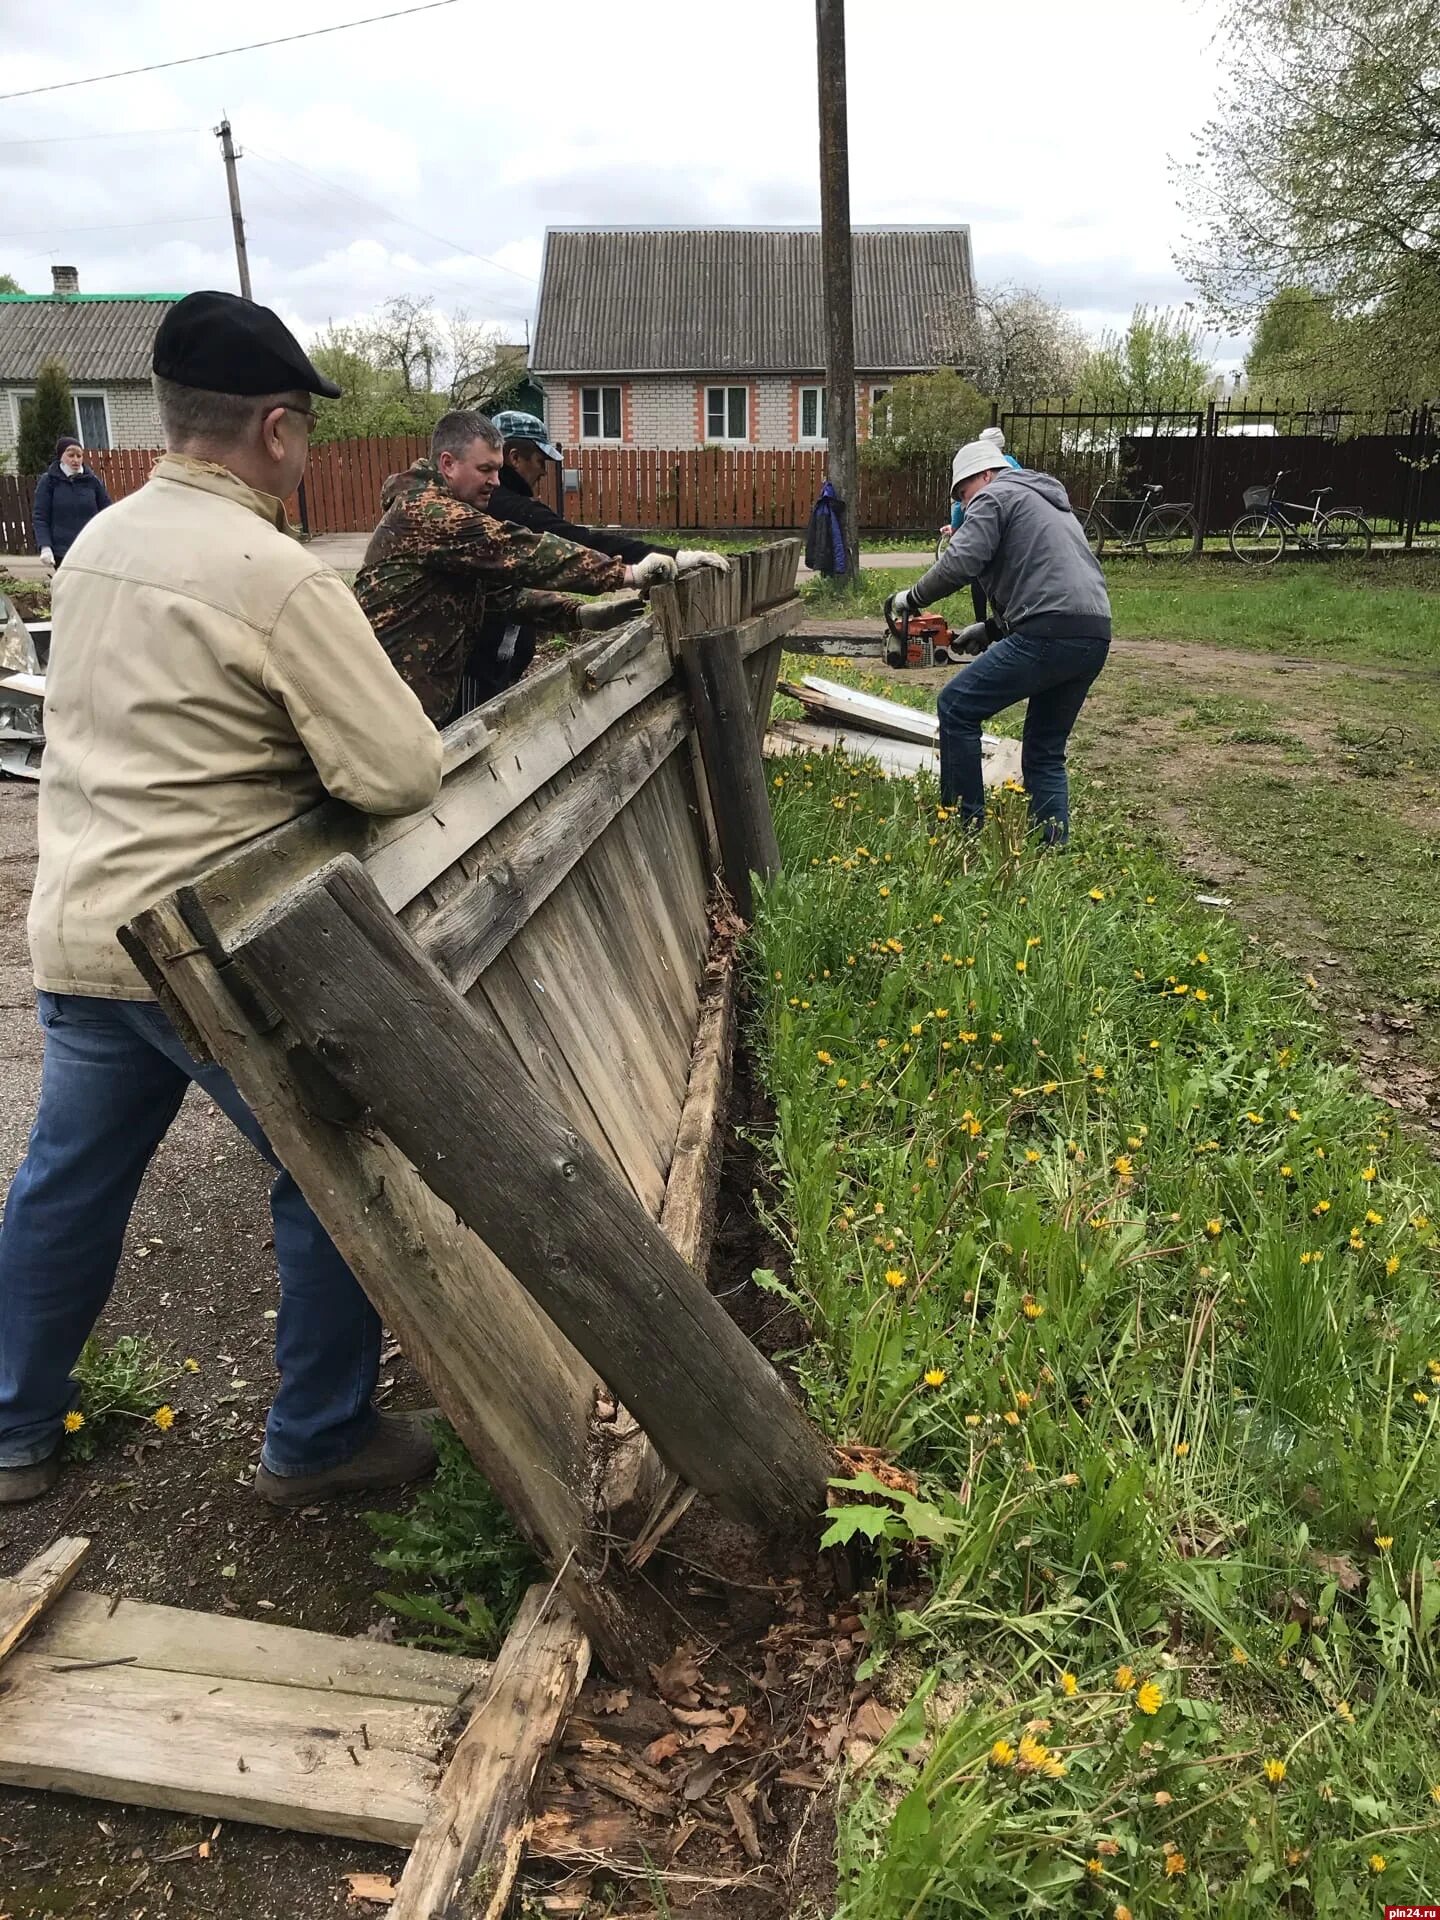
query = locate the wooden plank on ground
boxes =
[391,1586,590,1920]
[0,1537,88,1665]
[233,854,837,1534]
[39,1588,485,1705]
[0,1648,446,1843]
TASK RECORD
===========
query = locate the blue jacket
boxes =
[33,461,112,560]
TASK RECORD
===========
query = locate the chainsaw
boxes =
[882,602,990,670]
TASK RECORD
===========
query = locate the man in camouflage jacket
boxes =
[356,411,668,722]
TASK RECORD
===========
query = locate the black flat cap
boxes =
[152,289,342,399]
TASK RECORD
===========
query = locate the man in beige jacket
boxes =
[0,290,444,1506]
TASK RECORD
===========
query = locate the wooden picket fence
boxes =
[2,442,949,552]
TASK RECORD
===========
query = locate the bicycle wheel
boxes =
[1083,509,1105,556]
[1140,507,1200,560]
[1230,512,1285,564]
[1316,510,1374,558]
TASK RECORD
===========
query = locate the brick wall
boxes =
[0,379,162,457]
[538,373,909,451]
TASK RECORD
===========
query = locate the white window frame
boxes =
[704,385,748,443]
[579,384,623,442]
[797,384,827,442]
[8,386,114,449]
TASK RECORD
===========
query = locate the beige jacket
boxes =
[31,455,442,999]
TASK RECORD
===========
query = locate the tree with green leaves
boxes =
[1178,0,1440,357]
[1072,306,1216,409]
[17,359,74,476]
[0,273,22,295]
[308,297,531,442]
[860,370,991,466]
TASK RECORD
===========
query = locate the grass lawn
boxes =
[751,760,1440,1915]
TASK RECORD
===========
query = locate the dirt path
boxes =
[0,785,432,1919]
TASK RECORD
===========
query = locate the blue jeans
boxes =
[937,630,1110,838]
[0,994,380,1475]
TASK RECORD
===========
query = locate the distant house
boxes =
[530,226,975,453]
[0,266,178,461]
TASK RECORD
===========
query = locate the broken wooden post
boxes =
[0,1537,89,1665]
[233,854,837,1536]
[390,1586,589,1920]
[682,625,782,919]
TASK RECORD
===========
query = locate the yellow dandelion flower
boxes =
[1092,1065,1106,1080]
[1016,1734,1049,1769]
[1024,1148,1041,1163]
[1148,1038,1161,1049]
[1115,1665,1137,1692]
[989,1739,1016,1768]
[923,1367,946,1388]
[964,1413,982,1428]
[1313,1199,1331,1215]
[1015,1391,1033,1412]
[1205,1218,1223,1239]
[1042,1079,1059,1094]
[884,1268,906,1289]
[1136,1681,1163,1716]
[1369,1853,1386,1874]
[1164,1850,1187,1878]
[1195,950,1209,964]
[1115,1907,1134,1920]
[876,1037,889,1050]
[1002,1409,1021,1427]
[62,1409,85,1433]
[1040,1756,1067,1779]
[1376,1534,1394,1550]
[816,1049,833,1065]
[1060,1671,1078,1697]
[910,1023,924,1037]
[1387,1254,1401,1276]
[1280,1164,1293,1177]
[1015,959,1027,974]
[878,884,890,898]
[1194,987,1209,1002]
[1173,982,1191,997]
[836,1077,848,1089]
[1361,1165,1378,1182]
[1245,1109,1263,1124]
[151,1405,175,1431]
[932,913,944,925]
[991,1030,1005,1044]
[1430,1783,1440,1806]
[1335,1700,1354,1723]
[1231,1646,1248,1665]
[183,1356,200,1373]
[1085,1857,1104,1878]
[934,1007,950,1019]
[1174,1440,1190,1457]
[1021,1296,1044,1320]
[1088,888,1106,901]
[1263,1757,1286,1787]
[1414,1390,1429,1405]
[1113,1154,1133,1176]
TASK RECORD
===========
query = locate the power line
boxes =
[246,145,537,285]
[0,127,204,149]
[0,1,462,102]
[0,213,228,241]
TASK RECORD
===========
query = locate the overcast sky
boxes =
[1,0,1238,363]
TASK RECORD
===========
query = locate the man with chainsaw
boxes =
[887,437,1110,843]
[356,410,672,724]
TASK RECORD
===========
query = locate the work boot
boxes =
[0,1450,61,1505]
[253,1410,440,1508]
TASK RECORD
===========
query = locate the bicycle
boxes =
[1081,480,1199,559]
[1228,471,1374,564]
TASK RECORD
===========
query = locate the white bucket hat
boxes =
[951,437,1007,497]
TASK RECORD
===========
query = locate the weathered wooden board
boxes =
[0,1534,87,1665]
[392,1585,590,1920]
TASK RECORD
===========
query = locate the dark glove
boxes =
[576,593,644,630]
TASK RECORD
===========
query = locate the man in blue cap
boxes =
[0,290,444,1509]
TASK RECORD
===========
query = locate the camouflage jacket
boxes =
[354,460,628,722]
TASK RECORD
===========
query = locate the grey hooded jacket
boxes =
[912,469,1111,641]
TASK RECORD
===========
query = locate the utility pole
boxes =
[215,116,253,300]
[815,0,859,578]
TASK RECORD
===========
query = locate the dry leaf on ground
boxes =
[343,1872,396,1905]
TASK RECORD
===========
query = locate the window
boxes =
[9,388,113,450]
[798,385,827,441]
[705,385,748,442]
[869,386,892,436]
[580,385,622,441]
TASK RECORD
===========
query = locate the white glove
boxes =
[888,586,919,617]
[39,547,55,571]
[626,553,678,588]
[676,548,731,574]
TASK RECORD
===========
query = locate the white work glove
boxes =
[886,586,920,619]
[577,593,644,630]
[38,547,55,571]
[626,553,678,588]
[676,548,731,574]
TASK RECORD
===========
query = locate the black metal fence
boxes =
[997,400,1440,542]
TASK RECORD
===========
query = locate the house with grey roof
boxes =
[0,267,178,463]
[530,226,974,452]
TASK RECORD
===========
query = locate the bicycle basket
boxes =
[1242,484,1272,510]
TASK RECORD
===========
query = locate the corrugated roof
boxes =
[530,227,974,374]
[0,295,180,382]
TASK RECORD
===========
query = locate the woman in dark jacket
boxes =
[32,436,111,568]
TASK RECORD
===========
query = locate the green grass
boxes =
[804,555,1440,671]
[750,759,1440,1916]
